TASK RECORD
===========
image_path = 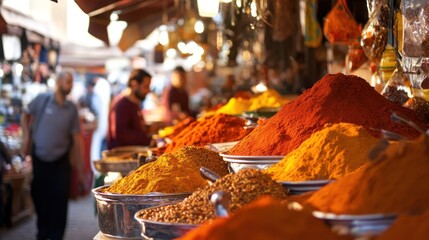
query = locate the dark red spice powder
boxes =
[228,73,428,156]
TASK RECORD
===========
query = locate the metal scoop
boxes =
[210,190,230,217]
[380,129,408,141]
[390,112,426,134]
[200,167,221,183]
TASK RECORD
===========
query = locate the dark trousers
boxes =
[31,152,71,240]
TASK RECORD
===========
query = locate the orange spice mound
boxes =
[377,211,429,240]
[305,135,429,215]
[178,196,352,240]
[165,113,252,153]
[169,117,196,138]
[228,73,427,156]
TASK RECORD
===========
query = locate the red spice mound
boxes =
[377,211,429,240]
[165,113,252,153]
[179,196,352,240]
[304,135,429,215]
[228,73,427,156]
[169,117,196,138]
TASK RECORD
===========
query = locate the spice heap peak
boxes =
[228,73,427,156]
[264,122,380,181]
[165,113,252,153]
[104,146,228,195]
[178,196,352,240]
[305,135,429,215]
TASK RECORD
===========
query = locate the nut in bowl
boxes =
[219,153,283,172]
[134,206,199,240]
[92,186,191,239]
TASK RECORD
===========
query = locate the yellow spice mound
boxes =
[264,122,380,181]
[216,89,290,115]
[103,146,228,194]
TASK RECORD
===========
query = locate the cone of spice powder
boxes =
[305,135,429,215]
[228,73,427,156]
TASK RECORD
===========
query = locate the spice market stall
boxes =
[85,0,429,239]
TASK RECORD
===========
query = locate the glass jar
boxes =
[379,45,396,83]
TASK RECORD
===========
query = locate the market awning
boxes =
[0,6,54,39]
[59,42,123,67]
[75,0,176,51]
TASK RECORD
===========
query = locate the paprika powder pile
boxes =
[165,113,252,153]
[158,116,196,138]
[305,135,429,215]
[264,123,380,181]
[178,196,352,240]
[103,146,228,194]
[228,73,427,156]
[377,211,429,240]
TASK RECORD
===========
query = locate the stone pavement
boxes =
[0,193,100,240]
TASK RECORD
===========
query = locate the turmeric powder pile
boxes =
[216,97,251,115]
[178,196,352,240]
[215,89,290,115]
[377,211,429,240]
[103,146,228,195]
[164,113,252,153]
[305,135,429,215]
[264,123,380,181]
[247,89,291,111]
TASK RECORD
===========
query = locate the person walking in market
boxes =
[20,69,85,240]
[107,68,153,149]
[162,66,191,124]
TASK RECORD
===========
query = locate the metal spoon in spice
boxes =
[390,112,426,134]
[200,167,221,183]
[210,190,230,217]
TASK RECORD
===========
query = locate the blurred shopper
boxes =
[162,66,191,123]
[78,77,97,115]
[107,69,152,149]
[90,76,111,165]
[20,69,85,240]
[0,140,12,227]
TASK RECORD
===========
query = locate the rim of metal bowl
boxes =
[92,186,192,202]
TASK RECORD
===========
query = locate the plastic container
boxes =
[400,1,429,89]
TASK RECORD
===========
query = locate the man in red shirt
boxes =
[107,69,152,149]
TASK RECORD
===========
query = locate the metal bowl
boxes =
[93,159,139,175]
[206,141,240,153]
[102,146,149,160]
[92,186,191,239]
[280,180,333,195]
[134,205,199,240]
[313,211,397,237]
[243,107,280,119]
[220,154,283,172]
